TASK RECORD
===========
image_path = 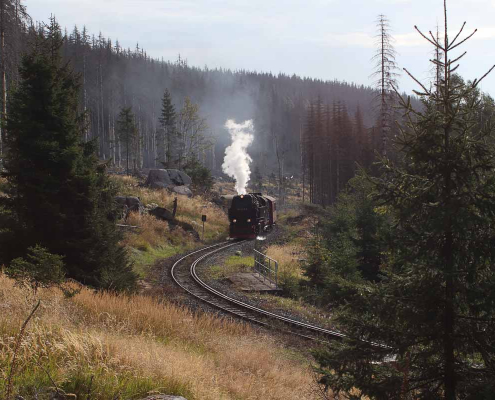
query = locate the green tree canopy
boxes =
[116,106,138,175]
[2,17,136,291]
[315,6,495,399]
[157,88,177,167]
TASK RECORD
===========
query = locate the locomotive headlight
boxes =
[233,219,237,223]
[247,219,251,222]
[240,195,244,199]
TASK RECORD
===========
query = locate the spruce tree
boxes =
[157,88,177,167]
[2,17,136,291]
[315,3,495,399]
[116,106,138,175]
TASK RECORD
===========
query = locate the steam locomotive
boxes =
[228,193,277,239]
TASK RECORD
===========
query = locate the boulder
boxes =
[145,169,192,190]
[149,207,175,222]
[167,169,192,186]
[172,186,193,197]
[114,196,142,212]
[139,396,188,400]
[146,169,173,189]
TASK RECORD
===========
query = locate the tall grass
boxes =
[266,244,306,287]
[0,274,314,399]
[112,175,229,276]
[208,255,254,280]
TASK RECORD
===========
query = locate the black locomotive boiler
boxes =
[228,193,276,239]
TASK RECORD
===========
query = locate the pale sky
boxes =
[26,0,495,96]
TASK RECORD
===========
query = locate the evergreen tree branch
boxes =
[415,25,445,51]
[471,64,495,88]
[449,29,477,51]
[449,22,467,47]
[403,68,431,96]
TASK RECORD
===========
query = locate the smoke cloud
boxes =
[222,119,254,195]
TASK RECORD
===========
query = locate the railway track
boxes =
[171,241,346,342]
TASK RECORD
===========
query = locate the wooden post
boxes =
[201,214,206,241]
[172,197,178,218]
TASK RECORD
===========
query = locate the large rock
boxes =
[146,169,173,189]
[149,207,175,222]
[114,196,142,212]
[172,186,193,197]
[139,396,188,400]
[167,169,192,186]
[145,169,192,190]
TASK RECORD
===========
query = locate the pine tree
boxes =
[116,106,138,175]
[157,88,176,167]
[2,17,136,291]
[315,3,495,398]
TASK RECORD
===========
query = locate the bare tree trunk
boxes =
[0,0,6,157]
[381,17,386,156]
[442,6,455,397]
[300,121,305,203]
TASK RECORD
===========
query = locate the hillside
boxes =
[0,274,316,399]
[0,171,321,399]
[1,0,385,178]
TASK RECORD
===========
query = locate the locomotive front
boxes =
[228,193,276,239]
[228,194,259,239]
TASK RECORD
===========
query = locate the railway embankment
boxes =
[192,204,336,333]
[1,175,323,399]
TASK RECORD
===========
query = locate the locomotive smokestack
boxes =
[222,119,254,195]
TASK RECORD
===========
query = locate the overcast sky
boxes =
[26,0,495,96]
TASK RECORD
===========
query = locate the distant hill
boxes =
[59,28,380,174]
[2,1,402,178]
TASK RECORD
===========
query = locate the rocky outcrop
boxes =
[149,207,175,222]
[147,205,200,241]
[167,169,192,186]
[172,185,193,197]
[115,196,143,212]
[145,169,192,190]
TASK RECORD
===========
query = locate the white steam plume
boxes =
[222,119,254,195]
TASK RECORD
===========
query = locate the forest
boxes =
[2,0,495,399]
[0,0,401,207]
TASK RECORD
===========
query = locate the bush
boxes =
[6,245,65,292]
[182,156,214,194]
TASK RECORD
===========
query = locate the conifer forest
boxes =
[1,0,495,399]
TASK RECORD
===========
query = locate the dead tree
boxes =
[371,14,399,157]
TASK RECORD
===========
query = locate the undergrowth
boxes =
[112,175,229,277]
[208,255,254,280]
[0,274,315,399]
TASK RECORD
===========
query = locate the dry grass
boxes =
[112,175,229,276]
[208,255,254,280]
[249,294,334,330]
[114,175,227,231]
[0,274,315,399]
[266,244,306,288]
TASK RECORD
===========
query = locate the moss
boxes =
[130,244,188,278]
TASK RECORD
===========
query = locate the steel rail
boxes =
[170,241,346,341]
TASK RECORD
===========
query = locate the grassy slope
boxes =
[0,176,325,399]
[247,196,336,327]
[112,175,230,277]
[0,177,334,400]
[0,275,315,399]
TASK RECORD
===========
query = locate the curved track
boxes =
[171,241,346,342]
